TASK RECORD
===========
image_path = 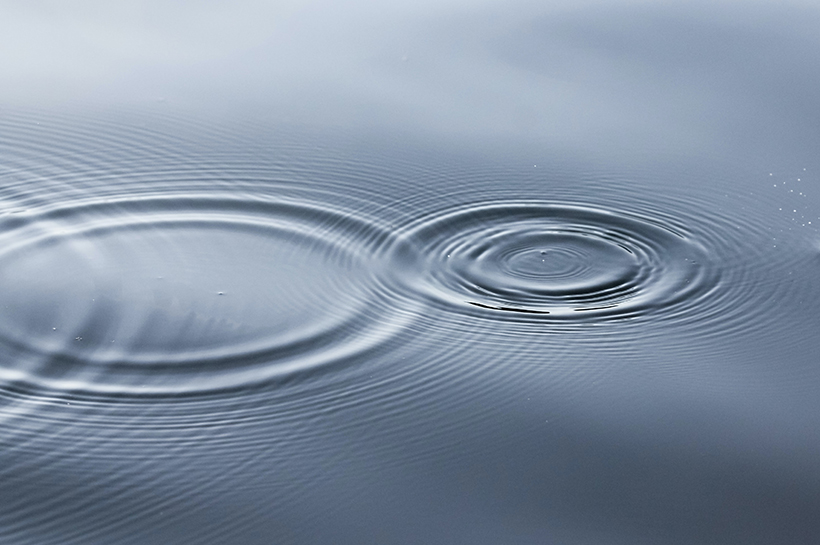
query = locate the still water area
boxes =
[1,2,819,543]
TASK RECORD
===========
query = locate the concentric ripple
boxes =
[387,202,717,321]
[0,194,406,397]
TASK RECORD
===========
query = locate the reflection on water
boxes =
[1,1,820,544]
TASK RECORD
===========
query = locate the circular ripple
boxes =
[0,195,405,397]
[387,202,717,320]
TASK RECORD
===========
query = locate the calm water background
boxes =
[1,1,819,543]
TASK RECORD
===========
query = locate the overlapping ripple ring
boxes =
[0,194,407,398]
[385,201,719,323]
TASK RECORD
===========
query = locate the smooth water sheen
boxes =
[1,2,820,544]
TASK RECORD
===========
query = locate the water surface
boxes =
[1,1,819,544]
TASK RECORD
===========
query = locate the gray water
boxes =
[1,2,820,544]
